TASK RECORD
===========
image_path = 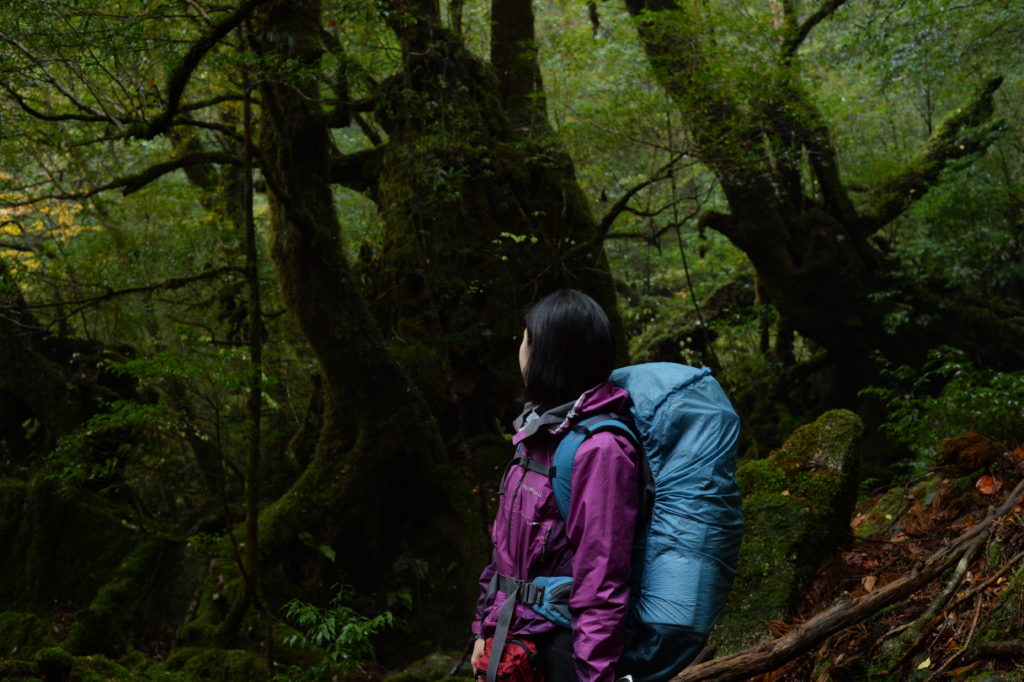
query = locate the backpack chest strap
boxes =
[513,455,555,478]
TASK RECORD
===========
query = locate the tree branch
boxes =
[781,0,847,60]
[670,475,1024,681]
[0,152,241,208]
[134,0,274,140]
[597,153,684,235]
[0,81,115,124]
[10,266,245,316]
[957,640,1024,665]
[329,146,385,195]
[865,77,1006,232]
[0,30,126,129]
[697,209,737,241]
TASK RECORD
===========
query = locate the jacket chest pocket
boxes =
[509,467,556,520]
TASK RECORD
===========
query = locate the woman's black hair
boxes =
[522,289,614,408]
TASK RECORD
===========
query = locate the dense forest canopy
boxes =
[0,0,1022,679]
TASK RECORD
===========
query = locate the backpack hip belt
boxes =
[486,575,546,682]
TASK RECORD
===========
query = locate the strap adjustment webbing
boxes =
[487,575,546,682]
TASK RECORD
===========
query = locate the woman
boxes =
[471,289,639,682]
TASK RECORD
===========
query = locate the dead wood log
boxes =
[671,476,1024,682]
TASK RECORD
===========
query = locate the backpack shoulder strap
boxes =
[551,414,639,520]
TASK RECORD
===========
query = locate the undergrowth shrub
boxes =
[862,346,1024,461]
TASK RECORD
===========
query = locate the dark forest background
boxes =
[1,0,1022,680]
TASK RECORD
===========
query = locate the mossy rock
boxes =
[34,646,74,680]
[0,658,39,679]
[0,611,56,659]
[384,652,465,682]
[852,485,909,538]
[64,538,206,658]
[162,647,271,681]
[0,479,138,611]
[68,654,144,682]
[711,409,863,654]
[62,606,122,658]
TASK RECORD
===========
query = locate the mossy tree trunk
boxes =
[245,0,479,644]
[625,0,1024,392]
[0,257,84,460]
[337,0,624,463]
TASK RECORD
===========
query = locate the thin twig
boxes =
[927,594,984,680]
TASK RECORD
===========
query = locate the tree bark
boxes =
[359,0,625,470]
[248,0,479,643]
[0,257,84,458]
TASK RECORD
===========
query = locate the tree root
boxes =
[670,476,1024,682]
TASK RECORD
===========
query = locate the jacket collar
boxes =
[512,380,630,446]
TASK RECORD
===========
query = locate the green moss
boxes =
[713,410,864,655]
[34,646,74,680]
[0,480,138,613]
[69,654,138,682]
[853,486,908,538]
[64,539,170,656]
[975,565,1024,644]
[987,539,1004,567]
[0,611,56,659]
[0,659,38,679]
[737,409,863,516]
[162,647,271,682]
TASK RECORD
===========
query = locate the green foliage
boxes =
[863,346,1024,459]
[278,585,394,681]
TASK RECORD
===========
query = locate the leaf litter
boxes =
[749,432,1024,681]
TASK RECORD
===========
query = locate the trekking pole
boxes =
[448,634,476,677]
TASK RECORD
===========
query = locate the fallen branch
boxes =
[881,533,987,674]
[670,476,1024,682]
[957,640,1024,665]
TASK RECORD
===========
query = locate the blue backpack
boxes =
[538,363,744,682]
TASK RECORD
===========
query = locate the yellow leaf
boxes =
[917,657,931,670]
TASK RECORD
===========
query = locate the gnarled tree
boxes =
[623,0,1023,394]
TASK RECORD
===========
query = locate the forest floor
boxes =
[752,434,1024,681]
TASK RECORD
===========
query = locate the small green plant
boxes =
[862,346,1024,460]
[278,585,394,681]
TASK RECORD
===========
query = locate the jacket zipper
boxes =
[505,465,526,558]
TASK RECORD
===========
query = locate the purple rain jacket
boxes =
[473,381,640,682]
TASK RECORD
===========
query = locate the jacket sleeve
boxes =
[472,556,497,636]
[564,431,639,682]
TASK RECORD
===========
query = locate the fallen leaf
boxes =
[781,490,790,496]
[917,657,932,670]
[976,475,1002,495]
[861,575,877,592]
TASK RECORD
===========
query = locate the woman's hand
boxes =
[471,637,486,668]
